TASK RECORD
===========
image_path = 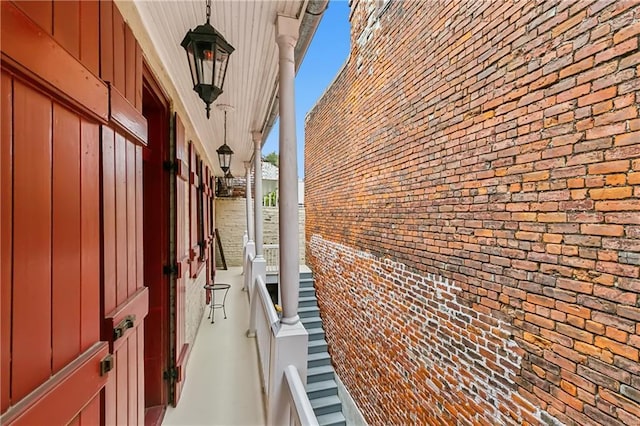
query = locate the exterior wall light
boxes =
[181,0,234,118]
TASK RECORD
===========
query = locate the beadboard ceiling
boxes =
[133,0,307,176]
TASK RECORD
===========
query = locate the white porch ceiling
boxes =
[133,0,308,176]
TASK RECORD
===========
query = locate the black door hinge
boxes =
[163,263,179,275]
[164,367,178,380]
[163,160,177,172]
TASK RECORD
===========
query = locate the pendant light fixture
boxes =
[181,0,234,118]
[216,107,234,174]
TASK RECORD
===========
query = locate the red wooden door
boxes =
[1,3,108,424]
[99,2,148,423]
[172,113,190,405]
[101,122,148,425]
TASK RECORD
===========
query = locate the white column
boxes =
[242,162,255,283]
[276,15,300,325]
[244,161,254,241]
[252,131,264,257]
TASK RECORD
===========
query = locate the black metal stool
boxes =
[203,283,231,323]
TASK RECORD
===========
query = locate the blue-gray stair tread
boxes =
[299,287,316,297]
[307,365,335,383]
[299,306,320,317]
[308,339,328,354]
[311,395,342,416]
[307,327,325,340]
[308,352,332,368]
[306,379,338,399]
[299,296,318,307]
[316,411,346,426]
[302,319,323,330]
[300,278,315,288]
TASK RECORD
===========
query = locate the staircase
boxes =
[299,270,347,426]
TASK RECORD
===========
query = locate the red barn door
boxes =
[1,2,108,424]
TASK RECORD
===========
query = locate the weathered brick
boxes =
[577,86,617,107]
[595,336,640,361]
[588,160,630,174]
[617,306,640,321]
[615,131,640,147]
[305,2,640,425]
[581,223,625,236]
[595,37,639,64]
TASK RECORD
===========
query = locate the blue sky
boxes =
[262,0,351,178]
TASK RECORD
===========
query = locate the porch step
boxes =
[301,316,323,330]
[300,277,315,288]
[307,379,338,400]
[299,287,316,298]
[311,395,342,416]
[308,352,332,368]
[308,338,328,354]
[317,411,347,426]
[299,305,320,319]
[307,327,325,341]
[307,365,335,384]
[275,269,346,424]
[299,296,318,308]
[306,379,338,400]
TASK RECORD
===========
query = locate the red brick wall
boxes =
[305,1,640,425]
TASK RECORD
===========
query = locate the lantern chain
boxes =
[224,110,227,144]
[206,0,211,24]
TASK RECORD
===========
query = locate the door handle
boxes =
[113,315,136,341]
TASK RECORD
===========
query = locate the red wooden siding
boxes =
[0,72,13,414]
[78,394,101,425]
[1,71,106,424]
[3,1,107,122]
[102,127,118,315]
[14,0,100,77]
[11,80,53,402]
[80,120,101,351]
[115,132,129,306]
[12,1,52,34]
[99,0,114,83]
[112,7,126,94]
[3,1,149,424]
[99,2,142,110]
[53,1,80,58]
[102,126,148,424]
[79,1,100,76]
[52,103,82,374]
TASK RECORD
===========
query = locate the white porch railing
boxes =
[251,274,280,393]
[245,245,313,425]
[284,365,319,426]
[264,244,279,273]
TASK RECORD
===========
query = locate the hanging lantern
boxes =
[216,109,233,173]
[181,0,234,118]
[223,171,234,194]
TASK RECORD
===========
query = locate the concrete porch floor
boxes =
[162,267,266,426]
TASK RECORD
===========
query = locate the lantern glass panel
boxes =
[218,149,231,171]
[184,44,198,89]
[214,46,229,89]
[196,41,215,87]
